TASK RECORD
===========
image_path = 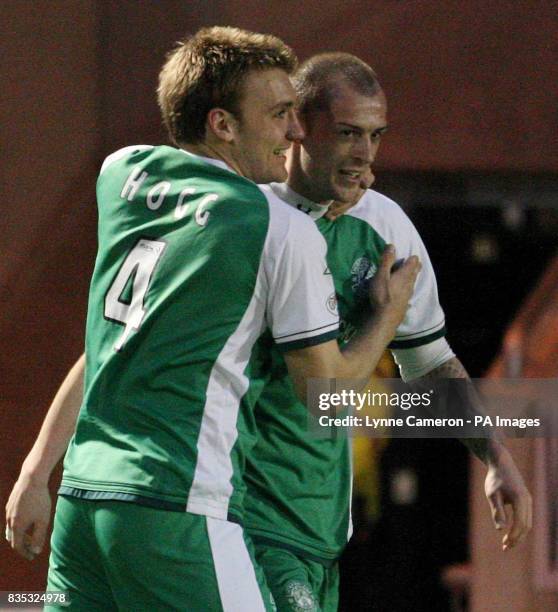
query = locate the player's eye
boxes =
[275,109,288,118]
[372,128,388,141]
[339,129,356,137]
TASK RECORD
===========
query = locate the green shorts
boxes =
[254,544,339,612]
[46,495,275,611]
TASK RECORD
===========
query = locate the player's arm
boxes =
[5,354,84,560]
[371,193,532,549]
[409,356,532,551]
[283,245,420,395]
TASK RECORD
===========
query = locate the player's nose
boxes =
[352,137,376,164]
[286,109,305,142]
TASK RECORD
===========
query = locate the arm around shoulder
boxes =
[5,353,85,560]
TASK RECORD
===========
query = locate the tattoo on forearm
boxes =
[409,357,497,464]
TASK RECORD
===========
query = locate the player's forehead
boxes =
[327,84,387,130]
[238,67,296,111]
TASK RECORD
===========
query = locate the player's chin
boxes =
[267,161,289,184]
[251,163,286,185]
[332,182,360,204]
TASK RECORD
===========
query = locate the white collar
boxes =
[268,183,330,220]
[180,149,236,175]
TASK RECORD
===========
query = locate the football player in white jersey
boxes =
[242,53,532,611]
[291,54,531,547]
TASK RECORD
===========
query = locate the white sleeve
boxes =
[349,192,446,349]
[392,337,455,381]
[262,195,339,352]
[389,217,446,349]
[367,195,452,380]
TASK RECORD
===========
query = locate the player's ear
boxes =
[206,108,237,143]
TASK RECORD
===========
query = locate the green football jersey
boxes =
[244,183,447,559]
[60,147,339,521]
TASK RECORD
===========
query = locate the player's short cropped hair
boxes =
[158,26,297,145]
[293,52,382,118]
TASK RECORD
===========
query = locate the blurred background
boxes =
[1,1,557,610]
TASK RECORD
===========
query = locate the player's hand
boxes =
[484,446,532,550]
[5,472,52,561]
[368,244,421,327]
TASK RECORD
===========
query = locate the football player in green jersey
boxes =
[5,32,420,611]
[243,53,532,611]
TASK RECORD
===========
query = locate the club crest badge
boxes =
[326,292,338,315]
[285,581,318,612]
[351,256,377,297]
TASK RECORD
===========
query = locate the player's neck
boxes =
[286,173,330,207]
[325,200,354,221]
[286,154,331,206]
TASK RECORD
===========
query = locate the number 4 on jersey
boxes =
[105,238,167,351]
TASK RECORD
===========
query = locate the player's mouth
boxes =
[273,147,290,159]
[338,169,363,183]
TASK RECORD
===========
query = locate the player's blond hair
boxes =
[293,52,382,118]
[158,26,297,145]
